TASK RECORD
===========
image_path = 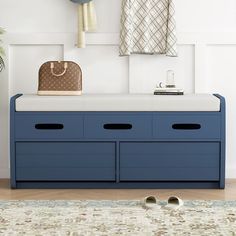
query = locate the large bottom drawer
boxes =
[120,142,220,181]
[16,142,116,181]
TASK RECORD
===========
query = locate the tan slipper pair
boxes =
[142,195,184,210]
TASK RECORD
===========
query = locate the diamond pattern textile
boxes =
[119,0,177,56]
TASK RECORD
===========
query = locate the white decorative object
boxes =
[166,70,175,88]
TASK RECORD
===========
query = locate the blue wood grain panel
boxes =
[10,94,23,188]
[15,113,83,139]
[10,94,225,189]
[16,168,115,181]
[214,94,226,188]
[15,181,221,189]
[16,142,116,181]
[153,114,221,139]
[120,142,220,181]
[84,114,152,139]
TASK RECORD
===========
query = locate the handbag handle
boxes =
[50,62,68,77]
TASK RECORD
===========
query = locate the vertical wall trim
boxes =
[0,39,10,172]
[128,57,131,93]
[194,43,207,93]
[128,56,136,94]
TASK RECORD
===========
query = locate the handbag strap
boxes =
[50,62,68,77]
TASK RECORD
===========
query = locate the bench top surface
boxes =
[15,94,221,112]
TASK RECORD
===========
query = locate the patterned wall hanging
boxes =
[120,0,177,56]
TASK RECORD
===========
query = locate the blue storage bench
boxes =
[10,94,225,189]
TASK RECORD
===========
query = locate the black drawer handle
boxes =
[35,124,64,130]
[103,124,133,130]
[172,123,201,130]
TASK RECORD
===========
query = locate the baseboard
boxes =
[226,168,236,179]
[1,167,236,179]
[0,168,10,179]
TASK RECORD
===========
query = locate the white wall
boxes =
[0,0,236,178]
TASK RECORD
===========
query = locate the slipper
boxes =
[165,196,184,210]
[142,195,161,209]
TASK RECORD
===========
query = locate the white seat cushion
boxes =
[15,94,221,112]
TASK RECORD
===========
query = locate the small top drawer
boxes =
[84,113,152,139]
[15,113,83,140]
[153,113,221,139]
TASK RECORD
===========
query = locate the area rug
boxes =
[0,200,236,236]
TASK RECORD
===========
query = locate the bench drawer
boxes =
[15,113,83,139]
[153,114,221,139]
[120,142,220,181]
[84,114,152,139]
[16,142,116,181]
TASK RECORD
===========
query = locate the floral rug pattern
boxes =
[0,200,236,235]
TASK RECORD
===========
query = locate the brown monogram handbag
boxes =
[38,61,82,95]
